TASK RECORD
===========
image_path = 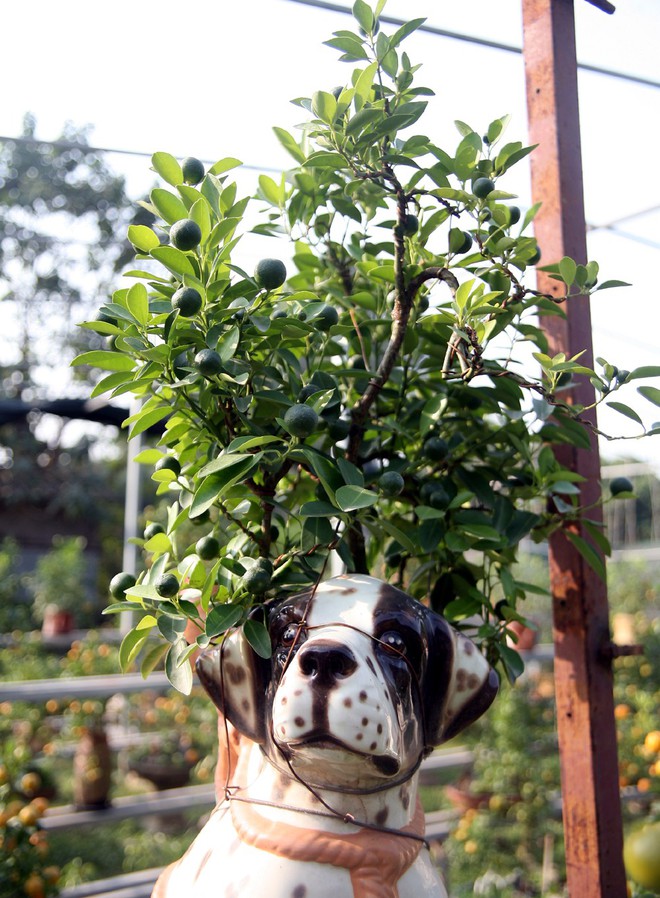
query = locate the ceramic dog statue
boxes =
[152,574,498,898]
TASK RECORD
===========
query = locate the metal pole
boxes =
[120,399,142,636]
[521,1,627,896]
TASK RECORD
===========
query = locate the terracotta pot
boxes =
[506,620,538,652]
[444,784,492,811]
[73,726,112,809]
[41,605,74,637]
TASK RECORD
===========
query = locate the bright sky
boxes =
[2,0,659,468]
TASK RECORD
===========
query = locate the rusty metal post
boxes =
[521,1,627,896]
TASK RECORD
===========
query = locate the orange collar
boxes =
[229,796,425,898]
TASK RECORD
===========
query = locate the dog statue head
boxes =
[197,574,498,792]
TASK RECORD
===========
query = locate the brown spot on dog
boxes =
[225,662,246,685]
[467,673,480,690]
[343,697,353,708]
[356,733,363,741]
[455,669,467,692]
[281,696,288,705]
[359,690,368,702]
[294,689,303,696]
[362,717,369,726]
[242,699,250,711]
[399,783,411,810]
[294,716,305,728]
[462,639,474,655]
[377,723,383,734]
[376,807,389,826]
[370,741,377,751]
[292,887,307,898]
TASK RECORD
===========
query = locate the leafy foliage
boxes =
[74,1,660,690]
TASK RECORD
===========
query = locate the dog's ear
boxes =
[196,607,272,744]
[422,612,499,747]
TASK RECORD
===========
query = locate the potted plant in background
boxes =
[74,0,658,691]
[29,537,90,638]
[64,699,113,810]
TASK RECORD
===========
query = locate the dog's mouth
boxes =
[276,731,401,778]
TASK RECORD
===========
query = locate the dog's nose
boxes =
[298,640,357,683]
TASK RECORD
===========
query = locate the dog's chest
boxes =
[166,803,445,898]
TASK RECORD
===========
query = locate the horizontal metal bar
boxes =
[0,671,172,702]
[59,867,165,898]
[42,783,216,831]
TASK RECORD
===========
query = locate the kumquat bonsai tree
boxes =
[74,0,660,693]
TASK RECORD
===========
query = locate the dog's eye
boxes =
[281,624,305,647]
[379,631,406,656]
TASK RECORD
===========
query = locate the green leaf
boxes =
[303,151,348,170]
[128,225,161,253]
[420,395,448,435]
[273,127,306,164]
[127,405,171,439]
[208,157,242,176]
[244,619,272,659]
[143,533,172,556]
[312,90,338,124]
[119,626,150,672]
[354,61,378,104]
[558,256,577,288]
[565,530,606,580]
[140,642,170,679]
[299,447,343,503]
[594,279,631,291]
[216,325,241,362]
[198,452,258,478]
[335,484,378,512]
[71,350,136,372]
[337,457,363,487]
[192,455,261,516]
[638,385,660,407]
[151,152,183,187]
[150,188,189,224]
[379,520,416,554]
[497,644,525,683]
[126,282,149,326]
[352,0,373,33]
[259,174,284,206]
[150,246,196,277]
[157,615,188,643]
[628,366,660,380]
[300,500,340,517]
[165,639,194,694]
[606,402,644,426]
[205,604,244,638]
[388,17,426,49]
[324,36,368,61]
[189,198,211,242]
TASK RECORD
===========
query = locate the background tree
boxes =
[0,114,146,401]
[0,116,149,597]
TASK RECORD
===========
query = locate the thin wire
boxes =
[0,134,281,174]
[282,0,660,90]
[227,789,431,849]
